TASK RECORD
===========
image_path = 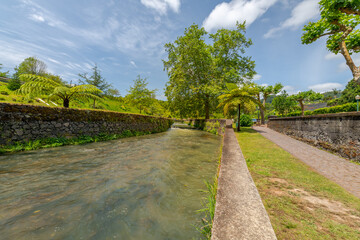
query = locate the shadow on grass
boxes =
[233,127,258,134]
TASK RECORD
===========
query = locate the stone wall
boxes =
[267,112,360,162]
[0,103,173,146]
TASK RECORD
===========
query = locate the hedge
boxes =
[286,102,357,117]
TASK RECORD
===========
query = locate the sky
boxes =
[1,0,359,99]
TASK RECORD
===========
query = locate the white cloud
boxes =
[29,14,45,22]
[260,83,269,87]
[308,83,343,93]
[283,85,298,95]
[130,61,137,67]
[252,74,262,81]
[324,53,343,60]
[264,0,319,38]
[140,0,181,15]
[203,0,278,32]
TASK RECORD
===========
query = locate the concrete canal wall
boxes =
[0,102,173,146]
[268,112,360,162]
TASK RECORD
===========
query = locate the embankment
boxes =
[0,102,173,146]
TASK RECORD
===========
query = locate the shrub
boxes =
[0,91,9,95]
[7,78,21,91]
[286,103,357,117]
[240,114,253,127]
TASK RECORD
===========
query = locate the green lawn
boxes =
[235,127,360,240]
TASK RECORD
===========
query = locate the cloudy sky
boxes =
[1,0,358,98]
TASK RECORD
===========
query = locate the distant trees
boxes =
[17,74,102,108]
[302,0,360,83]
[126,75,156,114]
[13,57,47,79]
[163,22,255,119]
[272,91,298,116]
[291,90,323,116]
[0,63,9,78]
[254,83,283,124]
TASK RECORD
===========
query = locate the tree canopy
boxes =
[163,22,255,119]
[13,57,47,79]
[126,75,156,114]
[254,83,283,124]
[291,90,323,116]
[302,0,360,82]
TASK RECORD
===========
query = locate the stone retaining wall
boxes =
[0,103,173,146]
[268,112,360,162]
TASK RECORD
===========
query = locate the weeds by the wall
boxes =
[0,130,151,154]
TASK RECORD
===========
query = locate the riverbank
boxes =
[236,127,360,239]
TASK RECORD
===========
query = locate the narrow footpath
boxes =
[253,126,360,198]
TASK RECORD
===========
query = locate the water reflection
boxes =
[0,128,221,239]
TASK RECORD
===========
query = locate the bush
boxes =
[0,91,9,95]
[240,114,253,127]
[7,78,21,91]
[286,103,357,117]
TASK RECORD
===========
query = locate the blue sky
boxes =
[1,0,359,98]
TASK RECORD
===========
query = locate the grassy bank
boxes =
[0,130,153,154]
[235,128,360,239]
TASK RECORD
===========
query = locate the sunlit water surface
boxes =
[0,128,221,239]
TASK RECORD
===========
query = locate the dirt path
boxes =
[252,126,360,199]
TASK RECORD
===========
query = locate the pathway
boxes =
[253,126,360,198]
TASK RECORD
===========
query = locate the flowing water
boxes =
[0,128,221,239]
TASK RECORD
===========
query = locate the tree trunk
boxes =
[260,108,265,125]
[339,37,360,84]
[63,98,70,108]
[237,104,241,132]
[300,101,304,116]
[204,95,210,120]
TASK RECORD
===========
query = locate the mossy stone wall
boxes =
[0,103,173,145]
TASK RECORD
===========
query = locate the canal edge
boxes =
[211,122,277,240]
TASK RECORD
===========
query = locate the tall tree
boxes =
[218,84,261,131]
[18,74,102,108]
[291,90,323,116]
[126,75,156,114]
[78,64,112,108]
[163,22,255,119]
[302,0,360,83]
[13,57,47,79]
[254,83,283,124]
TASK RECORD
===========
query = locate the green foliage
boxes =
[0,63,9,78]
[302,0,360,81]
[163,22,255,119]
[286,102,357,117]
[18,74,102,108]
[291,90,323,116]
[240,114,253,127]
[78,64,111,92]
[0,91,9,95]
[7,78,21,91]
[196,178,218,239]
[338,78,360,104]
[254,83,283,124]
[273,91,298,116]
[13,57,47,79]
[126,75,156,114]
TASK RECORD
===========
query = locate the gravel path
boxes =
[252,126,360,199]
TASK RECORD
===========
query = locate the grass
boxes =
[235,127,360,240]
[195,133,223,239]
[0,130,152,154]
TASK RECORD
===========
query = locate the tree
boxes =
[126,75,156,114]
[218,84,261,131]
[163,22,255,119]
[78,64,113,108]
[254,83,283,124]
[338,79,360,104]
[0,63,9,78]
[302,0,360,83]
[13,57,47,80]
[291,90,323,116]
[272,91,298,116]
[17,74,102,108]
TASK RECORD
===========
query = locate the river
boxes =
[0,128,221,239]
